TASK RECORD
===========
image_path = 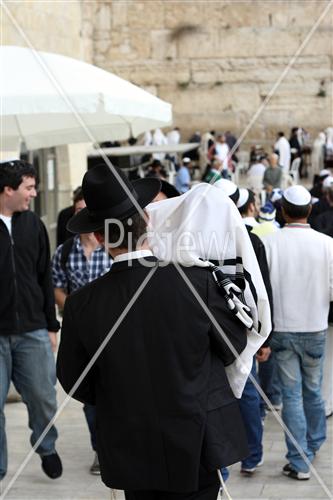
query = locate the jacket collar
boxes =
[109,255,159,273]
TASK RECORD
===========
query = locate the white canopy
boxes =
[1,46,172,150]
[87,143,200,158]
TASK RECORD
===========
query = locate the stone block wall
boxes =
[2,0,332,144]
[91,0,333,141]
[2,0,94,61]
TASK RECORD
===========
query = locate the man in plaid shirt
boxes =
[52,187,112,474]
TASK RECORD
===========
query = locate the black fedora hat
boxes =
[67,164,161,234]
[160,179,180,198]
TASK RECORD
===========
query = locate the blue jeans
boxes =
[220,467,229,482]
[258,350,281,411]
[239,357,263,469]
[83,404,97,451]
[271,331,326,473]
[0,330,58,479]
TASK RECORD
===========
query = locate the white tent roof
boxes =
[1,46,172,150]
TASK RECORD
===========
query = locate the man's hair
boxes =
[278,131,284,137]
[282,198,311,219]
[151,159,162,169]
[0,160,36,193]
[100,212,147,250]
[230,188,240,205]
[73,186,84,205]
[239,190,255,215]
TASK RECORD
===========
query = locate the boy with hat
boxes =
[52,187,112,475]
[57,164,249,499]
[263,185,333,479]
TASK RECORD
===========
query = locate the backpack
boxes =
[60,236,75,294]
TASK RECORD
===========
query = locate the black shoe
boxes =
[41,452,62,479]
[282,463,310,480]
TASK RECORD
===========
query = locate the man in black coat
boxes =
[57,164,249,499]
[0,159,62,481]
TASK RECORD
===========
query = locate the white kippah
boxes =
[283,185,311,206]
[323,176,333,188]
[237,188,250,208]
[319,169,330,178]
[214,179,238,196]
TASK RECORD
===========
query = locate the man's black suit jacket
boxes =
[57,256,248,493]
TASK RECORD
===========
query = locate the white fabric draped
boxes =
[147,183,271,397]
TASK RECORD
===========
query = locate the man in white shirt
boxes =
[167,127,180,146]
[214,134,230,175]
[247,158,266,179]
[263,185,333,480]
[274,132,291,173]
[152,128,168,161]
[247,156,267,192]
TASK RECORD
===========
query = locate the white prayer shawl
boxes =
[146,183,271,397]
[326,127,333,152]
[274,136,291,173]
[152,128,168,160]
[167,129,180,146]
[311,132,326,175]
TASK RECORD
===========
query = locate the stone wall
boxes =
[2,0,94,61]
[91,0,333,141]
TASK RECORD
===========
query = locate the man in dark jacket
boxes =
[57,164,249,499]
[220,184,273,475]
[0,159,62,481]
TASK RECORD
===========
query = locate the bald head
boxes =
[269,153,279,168]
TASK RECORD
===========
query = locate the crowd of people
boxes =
[140,126,333,190]
[1,122,333,499]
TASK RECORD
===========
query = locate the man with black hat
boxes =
[263,185,333,480]
[57,164,249,499]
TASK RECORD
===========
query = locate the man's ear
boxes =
[281,207,288,223]
[94,231,105,245]
[307,204,312,218]
[4,186,14,197]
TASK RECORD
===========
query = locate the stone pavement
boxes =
[1,385,332,500]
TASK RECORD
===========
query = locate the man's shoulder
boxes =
[14,210,44,231]
[68,261,211,292]
[262,227,283,246]
[15,209,39,221]
[310,227,333,245]
[267,225,333,246]
[65,269,112,309]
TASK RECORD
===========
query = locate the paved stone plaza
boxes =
[1,385,332,500]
